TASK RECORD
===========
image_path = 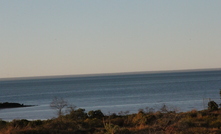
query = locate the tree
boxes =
[50,97,68,116]
[208,101,218,111]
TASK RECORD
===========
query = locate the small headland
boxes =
[0,102,35,109]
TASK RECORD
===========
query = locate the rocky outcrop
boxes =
[0,102,34,109]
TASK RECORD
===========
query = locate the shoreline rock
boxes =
[0,102,35,109]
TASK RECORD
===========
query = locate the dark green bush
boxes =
[67,108,88,121]
[208,101,218,111]
[0,120,7,129]
[88,110,104,119]
[10,119,29,129]
[146,114,156,124]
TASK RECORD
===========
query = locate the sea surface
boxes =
[0,70,221,121]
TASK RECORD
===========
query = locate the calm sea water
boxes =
[0,70,221,121]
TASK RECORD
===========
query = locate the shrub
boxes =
[177,118,195,130]
[132,111,147,126]
[104,123,120,134]
[28,120,43,128]
[10,119,29,129]
[45,119,78,131]
[88,110,104,119]
[0,120,7,129]
[210,120,221,128]
[67,108,88,121]
[146,114,156,125]
[208,101,218,111]
[187,110,198,118]
[110,117,125,127]
[84,118,103,128]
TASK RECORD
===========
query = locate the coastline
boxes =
[0,102,35,109]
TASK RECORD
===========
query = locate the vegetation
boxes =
[1,105,221,134]
[50,97,68,116]
[208,101,218,111]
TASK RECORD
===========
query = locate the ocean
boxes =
[0,70,221,121]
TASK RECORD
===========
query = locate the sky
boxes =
[1,1,221,78]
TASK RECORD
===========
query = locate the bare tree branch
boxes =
[50,97,68,116]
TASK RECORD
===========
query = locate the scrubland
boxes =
[1,106,221,134]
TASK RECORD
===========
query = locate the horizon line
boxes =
[0,67,221,81]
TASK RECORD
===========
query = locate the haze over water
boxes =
[0,69,220,121]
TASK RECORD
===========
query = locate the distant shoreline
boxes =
[0,102,35,109]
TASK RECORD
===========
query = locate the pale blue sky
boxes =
[1,1,221,78]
